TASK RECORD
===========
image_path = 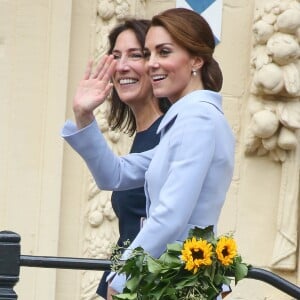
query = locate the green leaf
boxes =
[214,272,231,286]
[166,243,182,252]
[126,274,142,291]
[234,263,249,283]
[139,273,161,293]
[159,252,181,266]
[119,252,146,276]
[189,226,215,242]
[148,281,171,299]
[113,292,137,300]
[175,274,198,288]
[147,256,163,273]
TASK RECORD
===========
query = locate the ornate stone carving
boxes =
[245,0,300,163]
[270,135,300,271]
[245,0,300,273]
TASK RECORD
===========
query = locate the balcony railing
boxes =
[1,230,300,299]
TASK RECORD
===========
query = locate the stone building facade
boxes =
[1,0,300,299]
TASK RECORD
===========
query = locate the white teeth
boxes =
[152,75,167,81]
[119,78,138,85]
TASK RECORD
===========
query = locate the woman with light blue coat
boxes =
[62,8,235,299]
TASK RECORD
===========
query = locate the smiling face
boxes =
[111,29,153,105]
[144,26,203,103]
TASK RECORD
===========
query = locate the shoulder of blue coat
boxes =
[157,90,223,134]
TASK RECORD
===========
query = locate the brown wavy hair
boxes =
[107,19,171,136]
[149,8,223,92]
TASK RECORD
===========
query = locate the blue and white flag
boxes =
[176,0,223,44]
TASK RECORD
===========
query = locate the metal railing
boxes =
[1,230,300,299]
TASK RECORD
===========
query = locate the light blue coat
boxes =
[62,89,235,293]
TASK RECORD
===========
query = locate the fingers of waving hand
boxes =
[75,56,116,108]
[74,78,113,111]
[83,60,94,80]
[83,55,109,80]
[89,55,116,104]
[84,55,116,80]
[95,55,116,81]
[84,55,117,101]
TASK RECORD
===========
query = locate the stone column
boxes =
[0,0,73,299]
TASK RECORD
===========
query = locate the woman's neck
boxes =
[130,99,163,132]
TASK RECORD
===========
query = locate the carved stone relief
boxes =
[245,0,300,273]
[80,1,145,299]
[245,0,300,163]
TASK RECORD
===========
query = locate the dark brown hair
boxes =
[107,19,170,135]
[149,8,223,92]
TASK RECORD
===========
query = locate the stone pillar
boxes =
[0,0,73,299]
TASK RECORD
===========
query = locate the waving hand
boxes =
[73,55,117,128]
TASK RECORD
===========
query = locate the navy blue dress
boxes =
[96,116,163,298]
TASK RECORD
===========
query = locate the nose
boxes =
[115,56,130,72]
[146,54,159,70]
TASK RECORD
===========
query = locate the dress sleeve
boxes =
[61,119,154,190]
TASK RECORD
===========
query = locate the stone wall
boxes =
[0,0,299,299]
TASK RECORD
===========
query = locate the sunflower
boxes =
[216,236,237,266]
[181,237,213,274]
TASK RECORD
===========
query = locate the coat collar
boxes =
[157,90,223,135]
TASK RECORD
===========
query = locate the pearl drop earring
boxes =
[192,69,197,76]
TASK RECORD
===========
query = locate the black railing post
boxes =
[0,231,20,300]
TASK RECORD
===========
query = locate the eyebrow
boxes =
[112,47,143,53]
[144,43,173,50]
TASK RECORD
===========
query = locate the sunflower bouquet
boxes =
[112,226,249,300]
